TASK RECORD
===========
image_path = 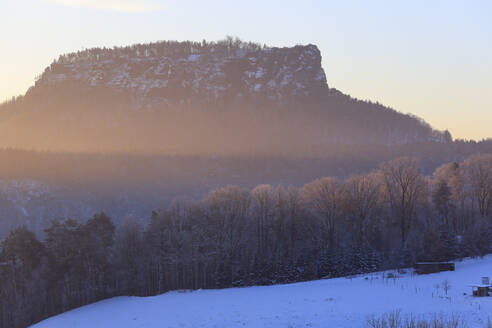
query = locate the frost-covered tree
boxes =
[300,177,344,250]
[380,157,427,247]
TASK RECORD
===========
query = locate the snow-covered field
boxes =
[32,256,492,328]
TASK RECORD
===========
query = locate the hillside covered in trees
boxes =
[0,38,450,153]
[2,154,492,327]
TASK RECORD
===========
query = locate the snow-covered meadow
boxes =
[32,255,492,328]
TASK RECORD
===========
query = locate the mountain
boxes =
[0,38,449,154]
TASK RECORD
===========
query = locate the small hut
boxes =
[470,277,491,297]
[470,285,491,297]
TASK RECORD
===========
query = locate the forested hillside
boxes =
[0,139,491,241]
[2,154,492,327]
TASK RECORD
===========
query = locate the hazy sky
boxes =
[1,0,491,140]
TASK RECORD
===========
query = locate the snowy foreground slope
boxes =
[33,256,492,328]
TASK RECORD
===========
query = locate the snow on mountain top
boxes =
[35,41,327,108]
[32,255,492,328]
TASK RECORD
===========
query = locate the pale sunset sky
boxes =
[0,0,490,140]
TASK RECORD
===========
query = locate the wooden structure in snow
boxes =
[470,285,491,297]
[414,262,455,275]
[470,277,491,297]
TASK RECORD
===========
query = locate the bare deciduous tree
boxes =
[380,157,427,247]
[300,177,344,249]
[344,173,382,244]
[463,154,492,219]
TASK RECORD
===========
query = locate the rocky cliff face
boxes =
[37,41,328,109]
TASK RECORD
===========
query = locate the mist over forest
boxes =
[0,39,490,238]
[1,38,491,328]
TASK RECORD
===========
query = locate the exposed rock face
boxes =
[37,42,328,109]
